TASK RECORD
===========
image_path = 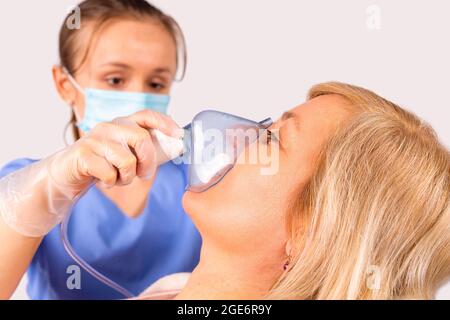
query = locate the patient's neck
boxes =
[175,242,285,300]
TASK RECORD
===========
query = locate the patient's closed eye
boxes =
[267,130,273,144]
[262,129,279,145]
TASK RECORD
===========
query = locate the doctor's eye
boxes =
[106,76,125,87]
[149,81,166,91]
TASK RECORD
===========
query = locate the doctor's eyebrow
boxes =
[99,62,132,69]
[152,67,174,75]
[98,62,174,76]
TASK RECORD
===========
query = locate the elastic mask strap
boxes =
[62,67,85,96]
[62,67,84,126]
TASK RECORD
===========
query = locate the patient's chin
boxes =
[181,190,216,236]
[181,190,204,219]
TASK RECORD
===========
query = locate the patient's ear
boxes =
[285,237,303,258]
[285,240,292,257]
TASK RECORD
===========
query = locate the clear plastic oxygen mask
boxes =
[153,109,273,192]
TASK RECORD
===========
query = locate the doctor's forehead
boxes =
[81,19,177,73]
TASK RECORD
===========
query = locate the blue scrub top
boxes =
[0,158,202,299]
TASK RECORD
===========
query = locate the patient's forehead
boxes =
[286,94,352,128]
[292,94,351,116]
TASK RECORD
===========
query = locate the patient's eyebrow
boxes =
[281,111,296,121]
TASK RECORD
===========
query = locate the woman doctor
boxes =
[0,0,201,299]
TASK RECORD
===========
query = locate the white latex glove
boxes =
[0,110,184,237]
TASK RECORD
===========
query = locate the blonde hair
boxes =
[268,82,450,299]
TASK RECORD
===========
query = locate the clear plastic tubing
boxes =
[60,200,135,299]
[59,128,186,299]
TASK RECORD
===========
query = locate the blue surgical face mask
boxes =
[65,71,170,133]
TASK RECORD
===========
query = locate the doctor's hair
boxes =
[268,82,450,299]
[58,0,187,141]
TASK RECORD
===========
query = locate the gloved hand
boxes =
[0,110,184,237]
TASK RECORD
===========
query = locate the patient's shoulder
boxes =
[136,272,191,300]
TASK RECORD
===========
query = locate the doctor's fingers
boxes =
[127,109,183,138]
[76,151,118,187]
[89,121,157,178]
[109,118,160,179]
[81,137,139,186]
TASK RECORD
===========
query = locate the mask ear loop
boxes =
[62,115,74,147]
[62,67,85,95]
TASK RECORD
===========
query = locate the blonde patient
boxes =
[146,82,449,300]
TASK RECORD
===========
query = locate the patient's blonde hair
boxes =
[268,82,450,299]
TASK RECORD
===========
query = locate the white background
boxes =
[0,0,448,299]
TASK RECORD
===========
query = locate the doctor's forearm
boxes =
[0,157,84,238]
[0,217,42,299]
